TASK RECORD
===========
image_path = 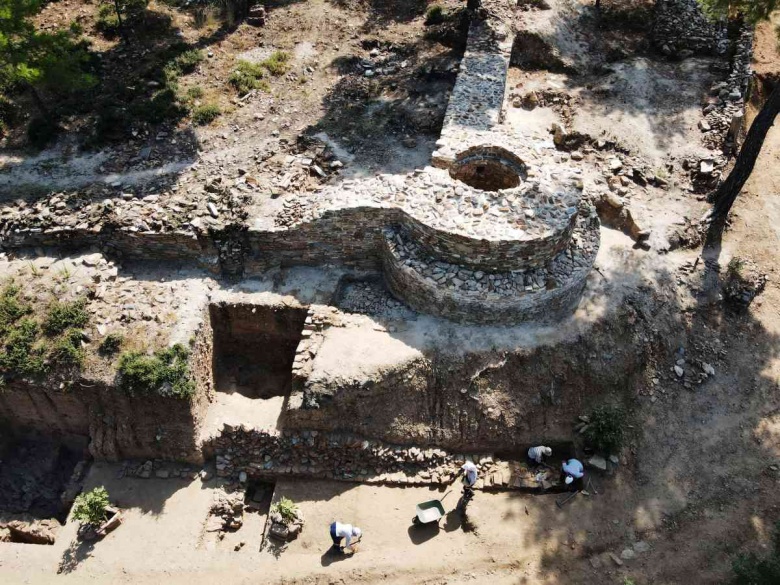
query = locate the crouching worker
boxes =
[329,521,362,554]
[561,458,584,490]
[527,445,553,467]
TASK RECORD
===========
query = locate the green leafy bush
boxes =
[185,86,204,100]
[584,404,626,454]
[0,285,89,379]
[0,284,32,335]
[96,3,121,35]
[0,317,47,376]
[96,0,149,36]
[99,333,124,356]
[172,49,204,75]
[49,329,86,367]
[192,103,221,125]
[270,497,299,524]
[731,521,780,584]
[72,487,111,526]
[228,60,269,95]
[43,299,89,335]
[260,51,291,76]
[425,4,445,25]
[118,343,195,399]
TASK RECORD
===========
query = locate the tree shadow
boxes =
[302,29,466,178]
[57,537,96,575]
[326,0,430,33]
[509,0,729,158]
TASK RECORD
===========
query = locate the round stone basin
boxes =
[449,145,527,192]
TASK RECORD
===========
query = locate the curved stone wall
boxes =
[381,211,600,325]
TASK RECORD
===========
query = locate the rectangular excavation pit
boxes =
[0,433,90,544]
[210,303,309,400]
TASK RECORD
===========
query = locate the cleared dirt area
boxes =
[0,1,779,584]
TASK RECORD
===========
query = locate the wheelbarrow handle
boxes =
[439,489,453,502]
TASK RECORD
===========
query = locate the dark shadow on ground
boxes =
[320,545,355,565]
[408,521,441,544]
[57,537,96,575]
[302,12,468,178]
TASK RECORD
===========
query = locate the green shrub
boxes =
[43,299,89,335]
[270,497,299,524]
[185,86,204,100]
[0,283,31,335]
[584,404,626,454]
[228,60,268,95]
[96,0,149,36]
[131,87,185,123]
[425,4,445,25]
[99,333,124,356]
[96,3,120,35]
[117,343,195,399]
[0,318,47,376]
[173,49,204,74]
[27,116,60,149]
[260,51,291,76]
[49,329,86,367]
[192,103,221,125]
[72,486,111,526]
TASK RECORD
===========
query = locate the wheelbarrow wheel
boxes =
[412,516,421,526]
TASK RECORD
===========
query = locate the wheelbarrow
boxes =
[411,491,451,525]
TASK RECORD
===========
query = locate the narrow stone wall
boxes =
[207,424,555,491]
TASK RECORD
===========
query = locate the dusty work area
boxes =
[0,0,779,583]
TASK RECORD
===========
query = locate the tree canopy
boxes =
[698,0,779,23]
[0,0,96,108]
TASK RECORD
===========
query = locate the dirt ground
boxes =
[1,4,780,585]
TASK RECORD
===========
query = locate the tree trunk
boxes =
[28,85,50,119]
[113,0,128,43]
[711,83,780,218]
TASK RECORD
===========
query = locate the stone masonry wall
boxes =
[653,0,728,56]
[206,424,557,492]
[383,213,599,324]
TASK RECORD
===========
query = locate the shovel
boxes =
[556,490,579,508]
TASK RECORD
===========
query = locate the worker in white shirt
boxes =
[527,445,553,466]
[329,521,362,553]
[561,458,584,490]
[459,460,478,488]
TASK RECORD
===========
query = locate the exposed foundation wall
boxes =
[0,321,214,463]
[0,381,206,462]
[285,304,672,451]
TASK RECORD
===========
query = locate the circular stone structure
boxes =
[449,146,527,192]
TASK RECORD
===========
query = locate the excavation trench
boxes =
[210,303,308,401]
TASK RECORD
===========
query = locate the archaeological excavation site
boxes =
[1,0,779,582]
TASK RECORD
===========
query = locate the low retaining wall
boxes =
[382,214,599,325]
[206,424,553,491]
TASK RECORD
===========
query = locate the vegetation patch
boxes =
[424,4,446,25]
[72,486,111,526]
[117,343,196,399]
[99,333,124,356]
[583,404,626,454]
[260,51,291,77]
[192,103,221,125]
[229,60,270,95]
[0,283,89,380]
[43,299,89,335]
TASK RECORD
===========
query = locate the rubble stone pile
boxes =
[210,425,552,491]
[653,0,728,56]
